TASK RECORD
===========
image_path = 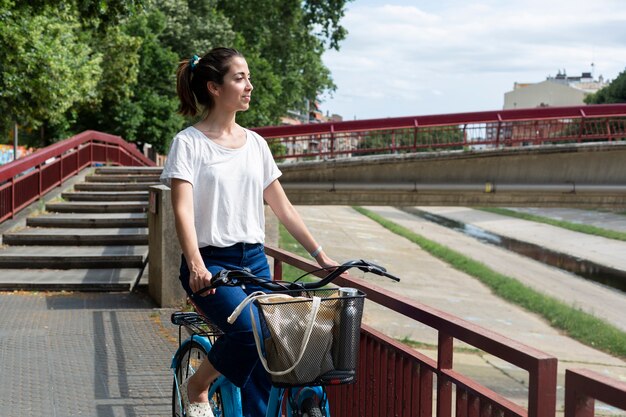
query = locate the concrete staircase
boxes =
[0,166,163,291]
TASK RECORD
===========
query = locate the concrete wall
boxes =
[148,185,187,308]
[277,142,626,208]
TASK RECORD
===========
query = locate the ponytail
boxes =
[176,60,198,117]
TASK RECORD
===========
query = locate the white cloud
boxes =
[320,0,626,119]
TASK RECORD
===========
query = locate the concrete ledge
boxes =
[278,142,626,208]
[148,185,186,308]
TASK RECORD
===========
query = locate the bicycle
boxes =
[170,259,400,417]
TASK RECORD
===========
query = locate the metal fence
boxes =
[565,369,626,417]
[253,104,626,161]
[0,130,153,223]
[266,246,558,417]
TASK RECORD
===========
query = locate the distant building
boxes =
[503,69,608,109]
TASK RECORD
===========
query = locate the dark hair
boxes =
[176,47,244,117]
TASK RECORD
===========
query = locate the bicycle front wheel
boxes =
[300,397,324,417]
[172,340,224,417]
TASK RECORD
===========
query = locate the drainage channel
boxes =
[400,207,626,293]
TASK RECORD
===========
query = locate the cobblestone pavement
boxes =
[0,290,179,417]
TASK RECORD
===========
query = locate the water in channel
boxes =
[400,207,626,294]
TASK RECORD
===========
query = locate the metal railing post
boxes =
[330,125,336,159]
[273,259,283,280]
[528,357,558,417]
[564,369,626,417]
[437,332,453,417]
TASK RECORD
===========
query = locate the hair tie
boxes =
[190,54,201,70]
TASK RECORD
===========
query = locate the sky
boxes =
[318,0,626,120]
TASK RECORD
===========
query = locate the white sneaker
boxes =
[180,378,215,417]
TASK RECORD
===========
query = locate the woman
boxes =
[161,47,336,417]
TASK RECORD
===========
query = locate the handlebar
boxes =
[193,259,400,297]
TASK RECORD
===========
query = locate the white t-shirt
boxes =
[160,126,282,248]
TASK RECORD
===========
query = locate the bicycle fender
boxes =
[170,335,213,369]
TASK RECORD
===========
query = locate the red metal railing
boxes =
[0,130,154,223]
[266,246,558,417]
[564,369,626,417]
[252,104,626,161]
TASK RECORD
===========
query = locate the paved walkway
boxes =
[292,205,626,414]
[420,206,626,272]
[0,290,178,417]
[509,207,626,233]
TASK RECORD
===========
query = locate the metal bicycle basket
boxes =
[255,287,365,387]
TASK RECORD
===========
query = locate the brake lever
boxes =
[357,260,387,274]
[356,260,400,282]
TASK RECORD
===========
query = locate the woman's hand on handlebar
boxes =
[314,250,339,270]
[189,263,214,296]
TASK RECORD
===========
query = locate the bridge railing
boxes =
[265,246,558,417]
[564,369,626,417]
[0,130,154,223]
[253,104,626,161]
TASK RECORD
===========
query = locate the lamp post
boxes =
[13,122,18,161]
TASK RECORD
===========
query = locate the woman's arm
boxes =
[263,179,336,267]
[170,179,214,295]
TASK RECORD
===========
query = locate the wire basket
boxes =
[255,288,365,387]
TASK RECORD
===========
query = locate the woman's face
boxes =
[211,56,253,113]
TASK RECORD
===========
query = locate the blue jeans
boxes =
[179,242,272,417]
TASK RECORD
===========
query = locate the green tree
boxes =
[0,4,102,144]
[216,0,351,127]
[125,9,183,153]
[0,0,352,152]
[585,68,626,104]
[157,0,235,59]
[73,8,183,153]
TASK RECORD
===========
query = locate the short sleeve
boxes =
[160,135,195,187]
[257,134,282,189]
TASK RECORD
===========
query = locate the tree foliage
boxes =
[0,0,352,152]
[0,4,102,139]
[585,68,626,104]
[157,0,234,59]
[216,0,349,127]
[72,8,183,153]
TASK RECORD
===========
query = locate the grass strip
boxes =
[353,206,626,359]
[478,207,626,242]
[277,223,314,282]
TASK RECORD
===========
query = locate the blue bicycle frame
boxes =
[172,334,330,417]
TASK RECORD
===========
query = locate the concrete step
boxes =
[62,191,149,202]
[0,267,148,291]
[46,201,148,213]
[95,166,163,175]
[74,182,160,192]
[85,174,161,183]
[0,245,148,269]
[27,213,147,228]
[3,227,148,246]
